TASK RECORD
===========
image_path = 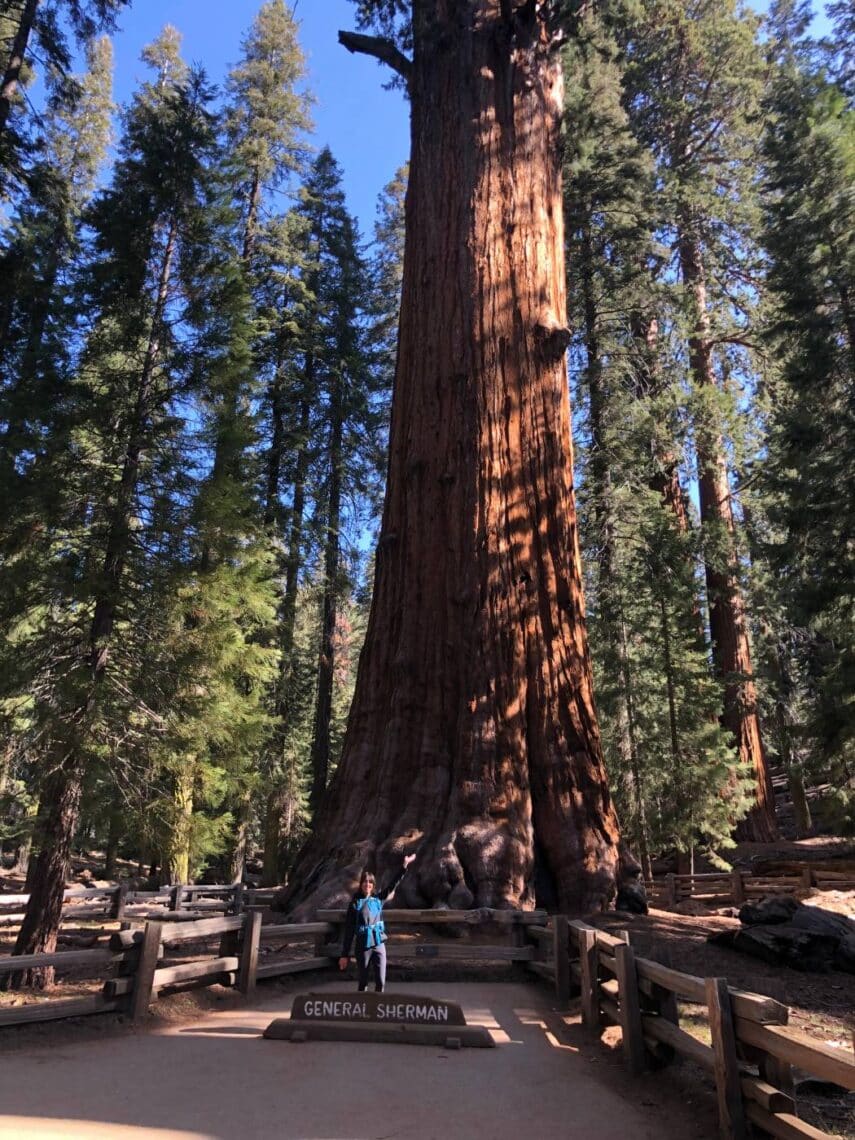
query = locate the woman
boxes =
[338,853,416,993]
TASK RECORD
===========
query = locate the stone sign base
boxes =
[263,990,495,1049]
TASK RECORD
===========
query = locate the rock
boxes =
[738,895,799,926]
[710,898,855,973]
[791,905,854,941]
[834,932,855,973]
[616,881,649,915]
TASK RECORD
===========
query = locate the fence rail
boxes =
[648,865,855,908]
[0,882,280,926]
[554,918,855,1140]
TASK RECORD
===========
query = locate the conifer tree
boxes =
[3,28,278,976]
[760,1,855,823]
[0,0,127,189]
[616,0,778,841]
[563,7,748,869]
[212,2,312,881]
[0,35,113,518]
[297,150,381,815]
[284,0,623,915]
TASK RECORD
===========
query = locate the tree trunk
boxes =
[228,791,251,884]
[308,370,343,814]
[677,224,777,842]
[4,765,81,988]
[104,805,122,881]
[11,221,177,977]
[285,6,620,916]
[631,311,694,534]
[261,382,311,887]
[166,768,193,885]
[261,787,285,886]
[0,0,38,143]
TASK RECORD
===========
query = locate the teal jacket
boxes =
[341,864,407,956]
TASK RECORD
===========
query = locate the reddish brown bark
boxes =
[284,4,621,917]
[678,227,777,842]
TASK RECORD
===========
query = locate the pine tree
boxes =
[224,0,311,262]
[0,35,113,521]
[759,0,855,826]
[296,150,382,816]
[3,28,276,978]
[0,0,127,190]
[562,7,744,871]
[616,0,778,841]
[370,163,407,390]
[217,1,312,880]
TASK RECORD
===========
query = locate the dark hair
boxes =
[359,868,375,884]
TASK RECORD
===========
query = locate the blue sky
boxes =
[107,0,410,238]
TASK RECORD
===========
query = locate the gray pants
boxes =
[357,944,387,992]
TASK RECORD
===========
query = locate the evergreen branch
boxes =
[337,31,412,86]
[709,334,763,354]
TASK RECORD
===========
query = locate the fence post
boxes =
[614,939,646,1075]
[730,871,745,906]
[111,882,129,920]
[757,1007,794,1096]
[706,977,748,1140]
[131,921,163,1022]
[238,910,262,996]
[230,883,246,915]
[553,915,571,1006]
[666,873,677,907]
[168,884,183,912]
[801,867,813,891]
[579,926,599,1029]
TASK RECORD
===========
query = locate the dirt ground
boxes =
[0,977,722,1140]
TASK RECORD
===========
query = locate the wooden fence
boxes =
[649,866,855,909]
[554,918,855,1140]
[1,906,853,1139]
[0,882,279,926]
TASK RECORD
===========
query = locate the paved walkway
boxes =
[0,981,713,1139]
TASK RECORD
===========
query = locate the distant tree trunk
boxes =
[0,0,38,142]
[309,370,343,815]
[678,224,777,842]
[618,610,652,883]
[166,768,193,885]
[261,787,285,886]
[261,379,311,887]
[229,792,251,883]
[285,6,621,916]
[104,806,122,880]
[631,311,694,534]
[11,220,176,981]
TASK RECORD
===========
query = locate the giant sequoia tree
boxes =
[283,0,621,916]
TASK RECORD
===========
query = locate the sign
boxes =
[290,990,465,1026]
